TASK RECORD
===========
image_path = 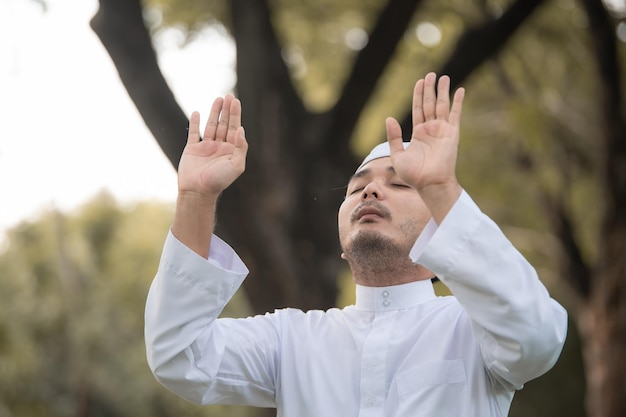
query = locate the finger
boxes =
[449,87,465,127]
[233,126,249,173]
[204,97,224,141]
[412,78,425,127]
[187,111,201,144]
[235,126,248,154]
[422,72,437,121]
[436,75,451,120]
[216,94,234,142]
[386,117,405,155]
[226,98,242,144]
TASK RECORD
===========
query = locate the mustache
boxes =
[350,201,392,223]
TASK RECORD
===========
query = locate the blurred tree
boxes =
[89,0,625,416]
[90,0,553,320]
[0,192,255,417]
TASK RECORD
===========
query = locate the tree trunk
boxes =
[222,0,349,313]
[578,298,626,417]
[579,0,626,416]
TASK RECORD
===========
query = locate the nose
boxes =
[361,181,383,200]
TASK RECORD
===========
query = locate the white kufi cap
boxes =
[355,141,410,173]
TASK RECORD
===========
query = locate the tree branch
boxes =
[542,193,592,297]
[230,0,306,148]
[401,0,547,135]
[328,0,425,154]
[90,0,188,169]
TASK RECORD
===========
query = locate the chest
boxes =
[275,303,486,417]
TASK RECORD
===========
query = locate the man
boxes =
[145,73,568,416]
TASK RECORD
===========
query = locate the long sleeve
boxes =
[410,191,568,390]
[144,231,278,406]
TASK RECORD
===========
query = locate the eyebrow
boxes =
[348,166,397,183]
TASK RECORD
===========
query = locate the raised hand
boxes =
[386,73,464,192]
[178,94,248,198]
[172,94,248,257]
[386,73,465,223]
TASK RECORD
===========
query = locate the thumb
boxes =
[386,117,404,156]
[187,111,201,144]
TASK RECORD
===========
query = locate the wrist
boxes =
[417,181,462,225]
[177,188,221,203]
[172,191,220,259]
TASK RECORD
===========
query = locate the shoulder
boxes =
[423,296,473,327]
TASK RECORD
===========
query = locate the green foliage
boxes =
[455,0,609,274]
[0,191,255,416]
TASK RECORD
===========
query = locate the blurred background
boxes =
[1,0,625,416]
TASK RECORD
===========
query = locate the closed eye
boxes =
[392,183,411,189]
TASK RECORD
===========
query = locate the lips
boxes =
[351,203,390,223]
[358,207,384,220]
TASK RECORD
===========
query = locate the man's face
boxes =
[337,157,431,259]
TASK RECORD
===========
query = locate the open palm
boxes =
[179,94,248,198]
[386,73,465,191]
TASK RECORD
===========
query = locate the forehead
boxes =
[350,157,394,183]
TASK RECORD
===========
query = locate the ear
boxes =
[340,252,347,259]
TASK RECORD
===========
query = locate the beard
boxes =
[343,229,414,280]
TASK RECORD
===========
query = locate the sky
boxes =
[0,0,236,239]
